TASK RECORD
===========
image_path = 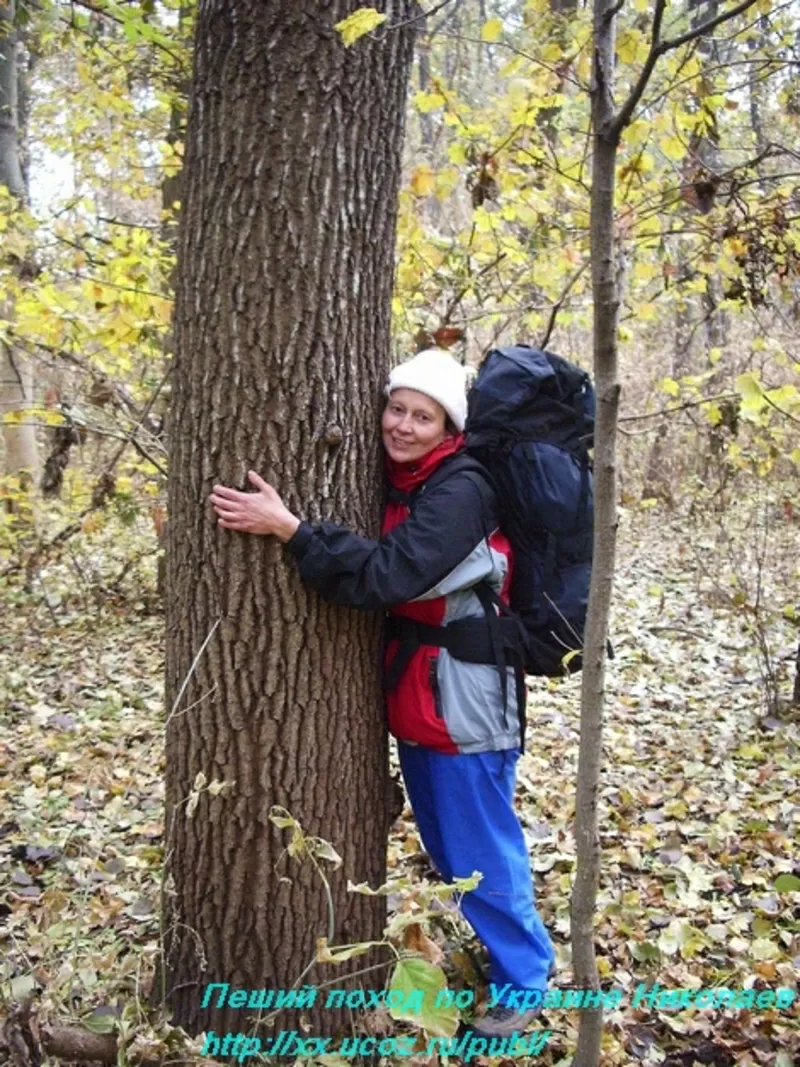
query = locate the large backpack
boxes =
[464,344,595,677]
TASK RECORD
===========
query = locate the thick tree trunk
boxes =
[164,0,416,1037]
[0,0,38,493]
[571,1,621,1064]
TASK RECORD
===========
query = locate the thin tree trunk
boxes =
[0,0,38,494]
[571,0,621,1063]
[165,0,416,1037]
[573,3,761,1063]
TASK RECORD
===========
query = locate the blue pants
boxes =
[398,743,555,998]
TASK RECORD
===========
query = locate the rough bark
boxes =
[164,0,417,1037]
[0,0,39,492]
[571,1,621,1064]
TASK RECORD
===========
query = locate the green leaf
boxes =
[316,937,381,963]
[10,974,36,999]
[774,873,800,893]
[268,805,300,830]
[334,8,387,46]
[736,372,762,402]
[628,939,660,962]
[388,958,459,1037]
[750,937,780,960]
[82,1010,118,1035]
[311,838,343,868]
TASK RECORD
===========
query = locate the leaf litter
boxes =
[1,508,798,1066]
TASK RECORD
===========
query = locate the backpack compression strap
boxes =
[384,604,528,751]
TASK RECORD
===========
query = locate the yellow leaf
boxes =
[413,90,446,113]
[736,372,762,401]
[617,28,639,64]
[633,261,660,282]
[29,764,48,785]
[765,383,798,410]
[334,7,387,47]
[447,142,467,165]
[660,377,679,397]
[790,448,800,467]
[660,135,686,161]
[481,17,503,42]
[410,164,435,197]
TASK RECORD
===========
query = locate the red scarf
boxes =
[385,433,465,494]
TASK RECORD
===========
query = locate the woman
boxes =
[209,348,555,1036]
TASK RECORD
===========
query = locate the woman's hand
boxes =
[209,470,301,542]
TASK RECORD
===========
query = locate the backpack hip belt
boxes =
[384,595,528,748]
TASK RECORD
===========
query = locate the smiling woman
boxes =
[209,347,555,1037]
[382,389,449,463]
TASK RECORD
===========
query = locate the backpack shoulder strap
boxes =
[387,452,493,508]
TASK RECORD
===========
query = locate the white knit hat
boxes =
[385,349,468,431]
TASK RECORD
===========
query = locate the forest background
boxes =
[0,1,799,1066]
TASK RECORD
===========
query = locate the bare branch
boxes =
[611,0,760,140]
[605,0,625,22]
[619,391,739,424]
[663,0,768,52]
[539,260,590,349]
[387,0,460,32]
[440,252,507,325]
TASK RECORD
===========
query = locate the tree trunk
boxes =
[164,0,416,1037]
[0,0,38,495]
[571,1,621,1064]
[537,0,578,144]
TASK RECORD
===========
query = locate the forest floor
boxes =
[1,505,798,1067]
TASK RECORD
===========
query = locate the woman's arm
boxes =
[210,470,497,611]
[288,470,496,610]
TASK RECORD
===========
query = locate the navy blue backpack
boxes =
[465,344,596,677]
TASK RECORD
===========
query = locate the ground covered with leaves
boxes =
[1,507,798,1066]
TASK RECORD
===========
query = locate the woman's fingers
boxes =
[247,470,270,491]
[211,484,246,501]
[209,475,283,537]
[209,492,236,508]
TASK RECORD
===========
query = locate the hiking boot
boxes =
[469,1002,541,1038]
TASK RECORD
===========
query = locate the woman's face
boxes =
[382,388,450,463]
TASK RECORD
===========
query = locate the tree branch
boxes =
[619,391,739,424]
[610,0,760,139]
[660,0,763,54]
[539,260,590,350]
[3,369,171,579]
[440,252,507,326]
[609,0,666,138]
[0,1002,160,1066]
[388,0,460,31]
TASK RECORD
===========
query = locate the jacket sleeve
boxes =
[286,472,496,611]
